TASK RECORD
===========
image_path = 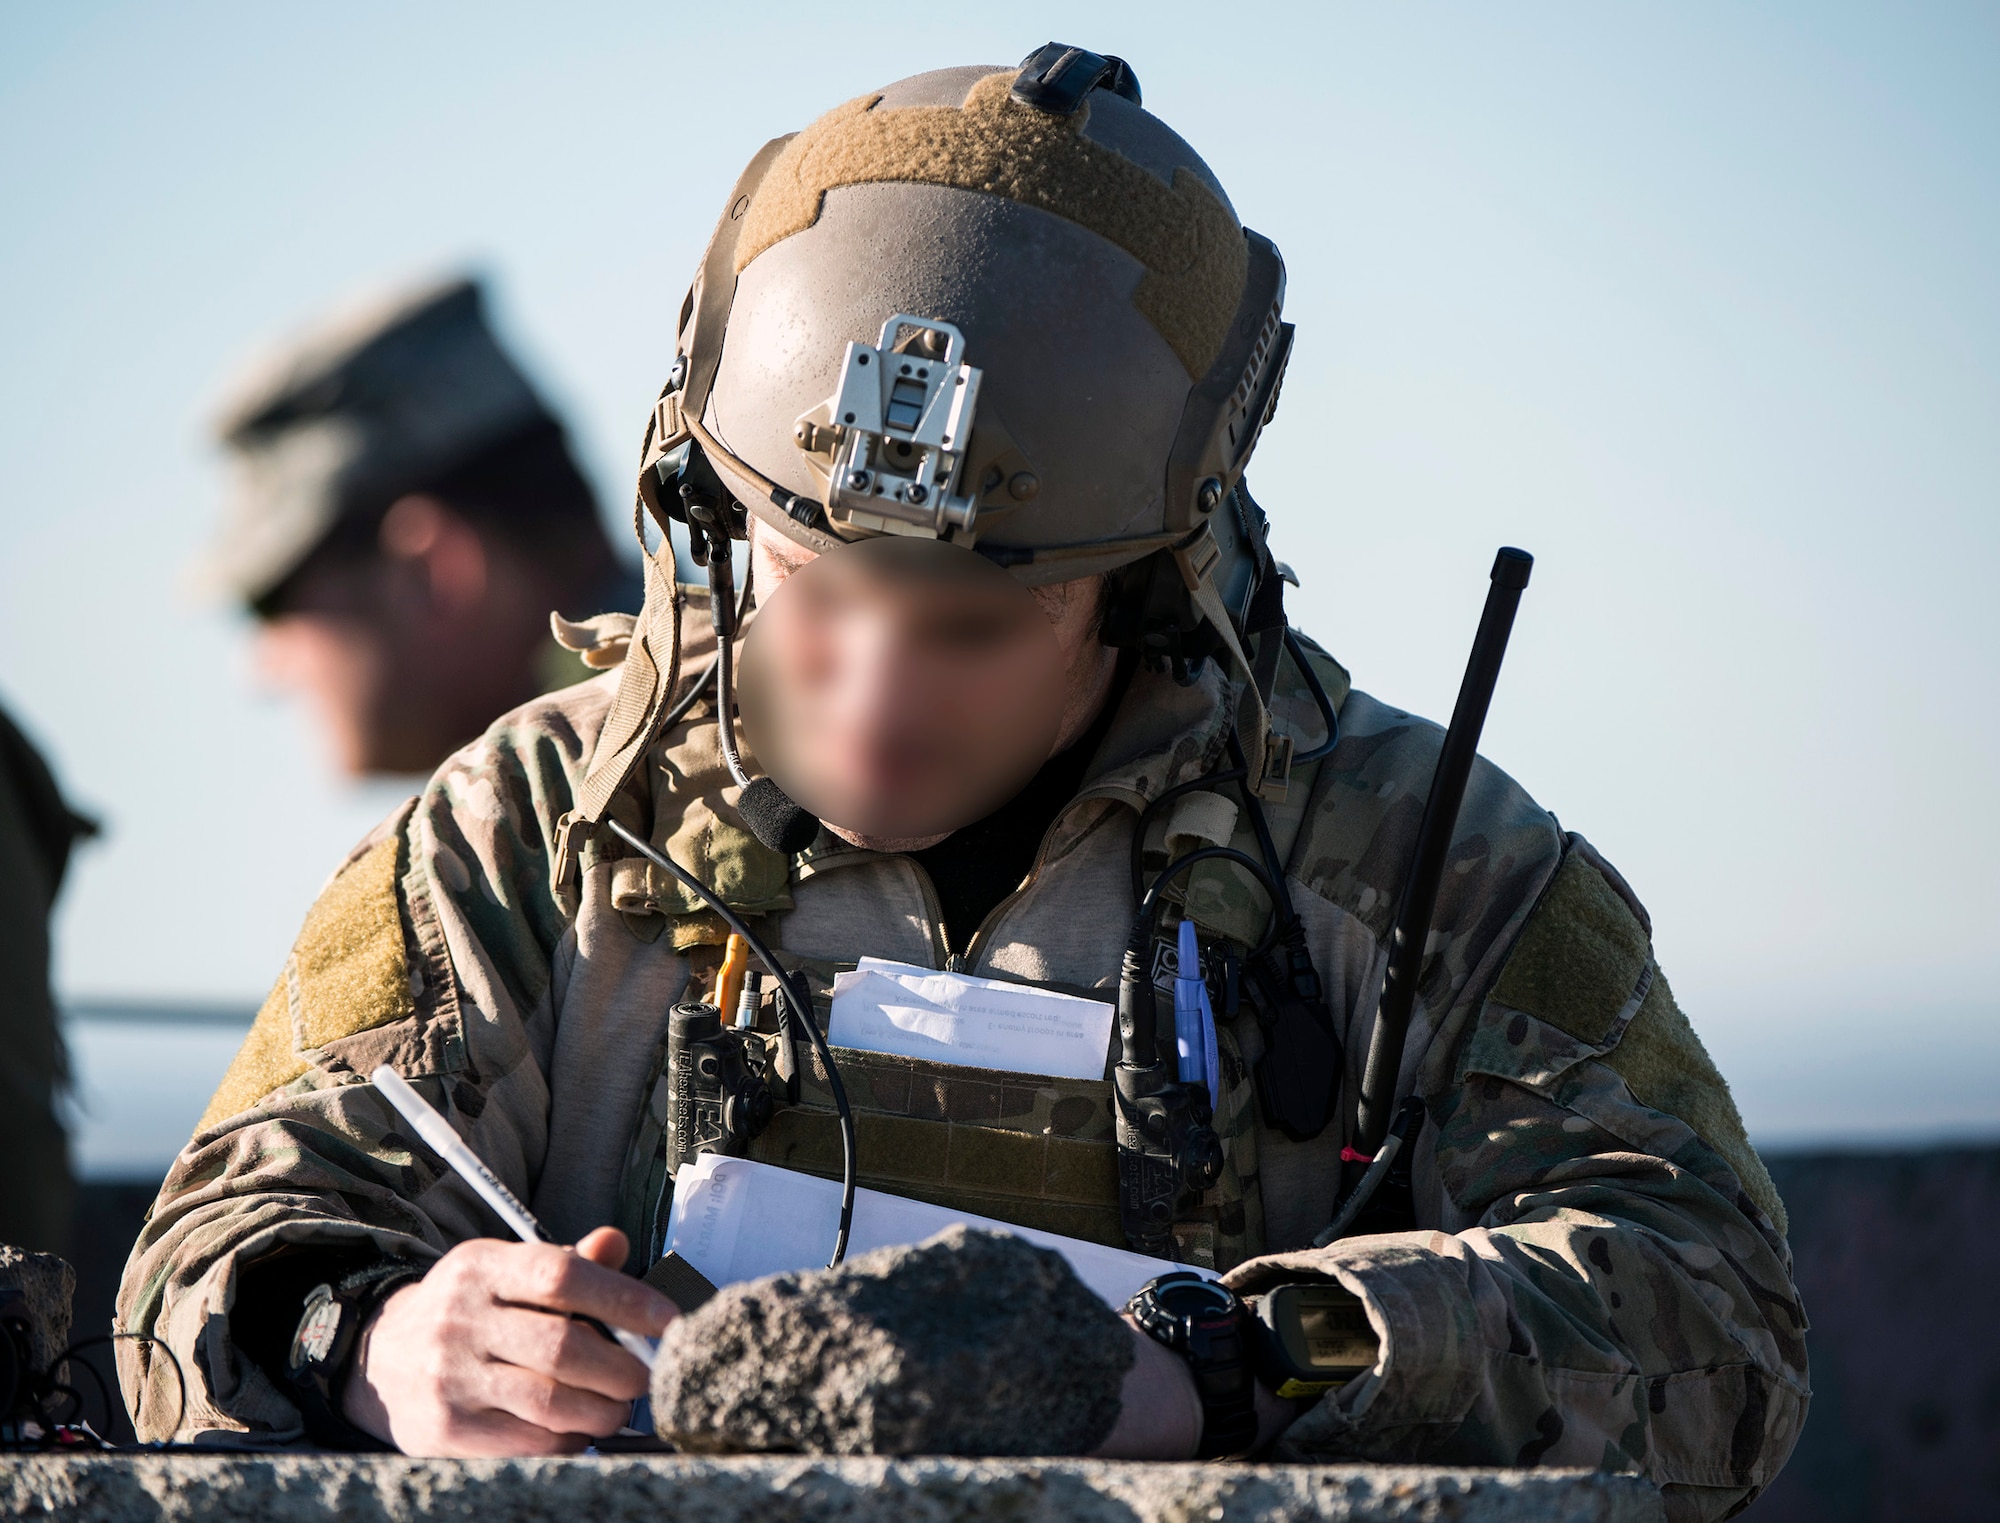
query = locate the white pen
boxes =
[370,1064,660,1364]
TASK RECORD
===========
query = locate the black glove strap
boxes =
[284,1258,424,1450]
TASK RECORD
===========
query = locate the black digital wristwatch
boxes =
[284,1259,424,1449]
[1123,1271,1259,1459]
[1249,1281,1379,1399]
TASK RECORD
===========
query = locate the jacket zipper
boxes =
[902,857,952,969]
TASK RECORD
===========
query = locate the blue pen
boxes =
[1173,919,1222,1109]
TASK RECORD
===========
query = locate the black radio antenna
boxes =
[1351,548,1533,1159]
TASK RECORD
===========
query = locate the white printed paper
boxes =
[664,1153,1208,1308]
[827,957,1114,1080]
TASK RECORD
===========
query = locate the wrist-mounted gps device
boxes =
[1249,1281,1379,1400]
[1124,1271,1259,1459]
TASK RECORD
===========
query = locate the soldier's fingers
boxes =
[574,1225,628,1268]
[422,1405,591,1459]
[483,1304,650,1402]
[474,1358,631,1440]
[490,1240,676,1337]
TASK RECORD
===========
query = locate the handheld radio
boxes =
[665,1001,777,1174]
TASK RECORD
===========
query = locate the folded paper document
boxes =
[663,1153,1207,1307]
[828,957,1115,1080]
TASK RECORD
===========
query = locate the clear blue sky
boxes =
[3,1,1995,1146]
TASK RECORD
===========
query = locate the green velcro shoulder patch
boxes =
[1485,839,1790,1237]
[1604,966,1789,1237]
[1491,848,1650,1046]
[199,825,414,1130]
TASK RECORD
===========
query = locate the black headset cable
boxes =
[604,817,856,1267]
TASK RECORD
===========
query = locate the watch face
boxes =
[1149,1273,1238,1318]
[289,1285,342,1372]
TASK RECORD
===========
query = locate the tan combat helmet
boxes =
[561,46,1298,880]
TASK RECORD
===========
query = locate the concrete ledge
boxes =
[6,1454,1662,1522]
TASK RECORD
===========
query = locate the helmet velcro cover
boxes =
[737,72,1248,380]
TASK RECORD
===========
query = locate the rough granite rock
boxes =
[4,1455,1668,1523]
[0,1243,76,1374]
[650,1226,1134,1456]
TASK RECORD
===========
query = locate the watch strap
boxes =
[285,1258,424,1449]
[1126,1273,1260,1460]
[1186,1305,1258,1459]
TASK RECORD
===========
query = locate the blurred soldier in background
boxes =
[193,276,642,776]
[0,701,96,1254]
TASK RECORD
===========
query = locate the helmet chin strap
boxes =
[1170,525,1291,802]
[704,544,752,793]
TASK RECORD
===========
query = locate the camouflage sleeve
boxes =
[112,678,613,1441]
[1225,837,1809,1523]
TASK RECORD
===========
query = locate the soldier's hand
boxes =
[341,1225,677,1456]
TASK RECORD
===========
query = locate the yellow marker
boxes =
[716,933,749,1020]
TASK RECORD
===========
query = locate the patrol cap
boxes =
[194,274,556,606]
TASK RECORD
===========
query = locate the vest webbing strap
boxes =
[553,550,680,912]
[1173,529,1289,802]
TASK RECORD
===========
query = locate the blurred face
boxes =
[741,526,1114,849]
[251,496,543,776]
[254,559,406,775]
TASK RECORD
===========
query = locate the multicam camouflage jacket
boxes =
[117,588,1805,1520]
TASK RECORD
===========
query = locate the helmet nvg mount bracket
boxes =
[797,315,989,542]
